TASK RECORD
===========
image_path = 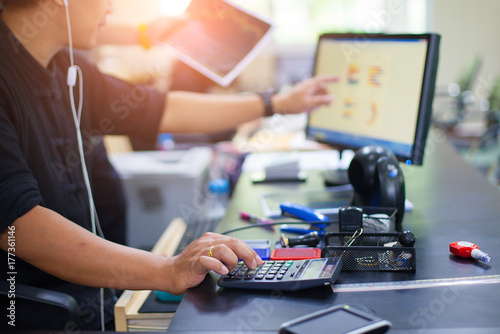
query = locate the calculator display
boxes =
[300,259,325,280]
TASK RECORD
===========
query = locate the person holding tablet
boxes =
[0,0,338,330]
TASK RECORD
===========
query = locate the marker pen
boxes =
[239,211,275,231]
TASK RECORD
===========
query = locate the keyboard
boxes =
[242,149,354,173]
[174,217,220,255]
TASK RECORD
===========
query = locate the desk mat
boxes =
[138,291,180,313]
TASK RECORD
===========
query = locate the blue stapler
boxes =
[279,202,329,235]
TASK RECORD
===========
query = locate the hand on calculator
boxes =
[165,232,263,295]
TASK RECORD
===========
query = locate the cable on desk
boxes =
[221,220,336,235]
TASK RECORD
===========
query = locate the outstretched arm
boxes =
[160,74,339,134]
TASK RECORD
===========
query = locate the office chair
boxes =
[486,152,500,189]
[464,75,500,169]
[0,281,79,330]
[465,122,500,176]
[432,56,483,131]
[485,74,500,129]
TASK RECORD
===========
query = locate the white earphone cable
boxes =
[64,1,105,331]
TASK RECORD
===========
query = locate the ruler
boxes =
[332,275,500,293]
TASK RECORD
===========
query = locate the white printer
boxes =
[109,147,213,249]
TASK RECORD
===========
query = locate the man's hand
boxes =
[273,74,340,115]
[165,232,263,295]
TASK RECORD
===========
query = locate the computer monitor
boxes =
[306,33,440,166]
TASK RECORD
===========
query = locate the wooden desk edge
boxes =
[114,218,187,332]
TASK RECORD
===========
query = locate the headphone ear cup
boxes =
[349,145,406,229]
[348,157,370,191]
[348,145,386,192]
[376,154,406,229]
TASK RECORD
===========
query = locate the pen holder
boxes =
[322,232,416,272]
[361,207,398,233]
[340,206,398,233]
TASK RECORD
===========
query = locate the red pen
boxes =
[239,211,275,231]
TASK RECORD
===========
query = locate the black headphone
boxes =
[348,145,406,231]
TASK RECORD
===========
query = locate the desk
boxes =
[167,137,500,333]
[114,218,186,331]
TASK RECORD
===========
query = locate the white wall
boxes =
[430,0,500,98]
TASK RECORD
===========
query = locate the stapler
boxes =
[279,202,329,235]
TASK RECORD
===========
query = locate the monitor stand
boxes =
[320,148,354,186]
[321,169,350,186]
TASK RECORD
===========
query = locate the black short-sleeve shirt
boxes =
[0,15,166,328]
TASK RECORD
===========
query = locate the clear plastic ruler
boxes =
[332,275,500,293]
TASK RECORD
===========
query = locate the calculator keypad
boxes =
[218,257,343,291]
[223,260,294,282]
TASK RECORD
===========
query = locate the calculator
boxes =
[217,257,342,291]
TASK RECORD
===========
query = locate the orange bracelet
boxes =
[138,23,151,50]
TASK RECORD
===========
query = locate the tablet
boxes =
[160,0,274,86]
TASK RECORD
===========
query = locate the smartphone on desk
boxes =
[279,304,392,334]
[217,257,342,291]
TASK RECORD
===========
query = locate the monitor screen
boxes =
[306,33,440,165]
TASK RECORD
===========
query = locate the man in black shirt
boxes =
[0,0,338,330]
